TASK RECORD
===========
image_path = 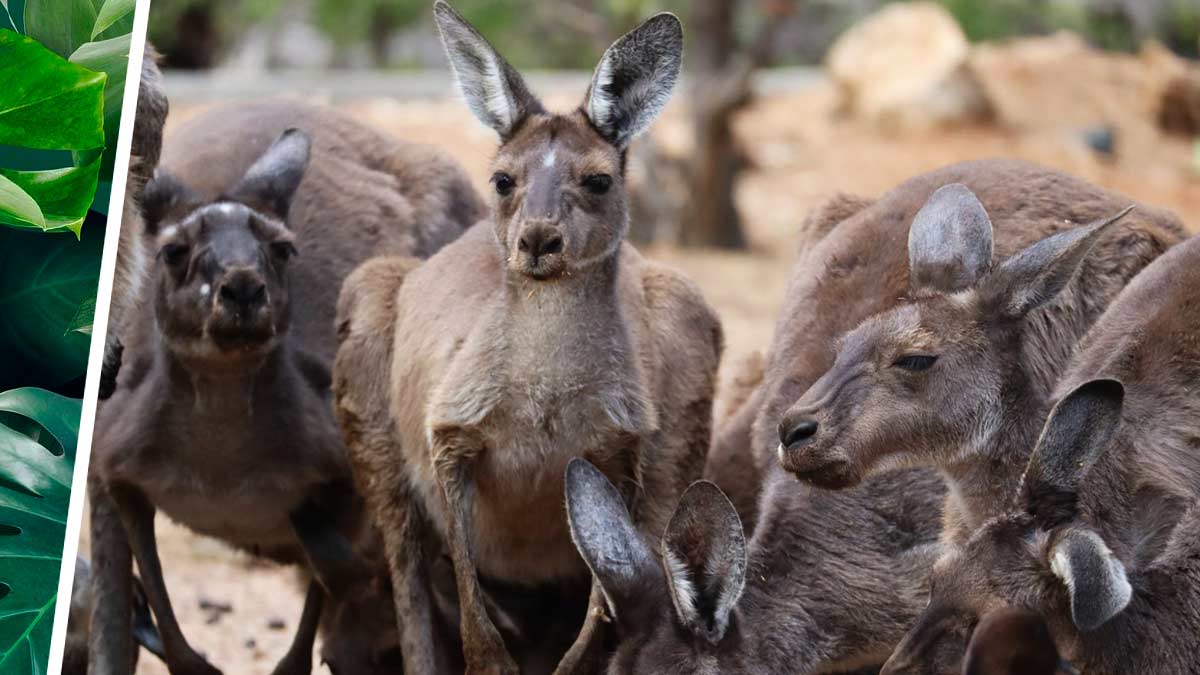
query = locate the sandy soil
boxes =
[80,58,1198,674]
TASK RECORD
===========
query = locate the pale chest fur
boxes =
[402,264,658,583]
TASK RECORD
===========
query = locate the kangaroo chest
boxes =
[422,289,654,582]
[98,365,350,562]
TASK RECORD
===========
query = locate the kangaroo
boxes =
[89,101,483,675]
[770,162,1184,543]
[565,458,945,674]
[882,375,1200,674]
[62,557,162,675]
[100,44,168,400]
[332,4,721,672]
[961,609,1063,675]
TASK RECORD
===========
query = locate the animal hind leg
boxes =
[267,579,323,675]
[110,484,222,675]
[87,479,135,675]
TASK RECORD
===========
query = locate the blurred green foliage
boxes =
[147,0,1198,70]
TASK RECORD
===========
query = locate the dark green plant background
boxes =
[0,0,133,671]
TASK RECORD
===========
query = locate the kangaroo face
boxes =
[777,296,1003,488]
[777,184,1129,489]
[435,2,681,282]
[141,129,309,364]
[489,114,626,281]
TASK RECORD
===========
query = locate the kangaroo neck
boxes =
[159,334,289,419]
[500,252,624,330]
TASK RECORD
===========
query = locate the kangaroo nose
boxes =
[518,226,564,259]
[779,415,819,448]
[218,272,266,313]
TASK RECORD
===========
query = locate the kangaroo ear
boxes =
[1050,528,1132,632]
[661,480,746,644]
[1021,379,1124,527]
[983,206,1132,319]
[224,128,311,221]
[564,459,660,624]
[434,1,543,139]
[908,183,994,295]
[141,169,200,236]
[584,12,683,149]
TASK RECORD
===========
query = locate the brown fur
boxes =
[89,101,482,675]
[885,239,1200,673]
[566,458,946,674]
[762,159,1183,543]
[333,6,718,672]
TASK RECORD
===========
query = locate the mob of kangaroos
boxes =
[80,3,1200,675]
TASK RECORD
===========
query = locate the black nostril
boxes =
[779,417,819,448]
[541,232,563,256]
[219,276,267,310]
[520,228,563,259]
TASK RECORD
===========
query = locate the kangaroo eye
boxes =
[582,174,612,195]
[161,242,190,266]
[893,355,938,371]
[493,172,516,196]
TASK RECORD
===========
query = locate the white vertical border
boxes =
[45,0,154,672]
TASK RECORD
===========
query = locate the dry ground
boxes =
[80,62,1198,674]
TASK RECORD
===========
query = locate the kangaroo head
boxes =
[141,129,308,365]
[435,1,682,281]
[564,459,748,674]
[776,183,1131,489]
[882,379,1130,675]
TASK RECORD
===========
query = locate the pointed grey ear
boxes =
[1021,379,1124,527]
[564,459,660,622]
[141,169,201,235]
[983,206,1133,319]
[584,13,683,149]
[434,1,544,138]
[225,128,311,221]
[908,183,994,295]
[661,480,746,644]
[1050,528,1132,632]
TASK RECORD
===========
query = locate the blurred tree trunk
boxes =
[682,0,747,249]
[680,0,792,248]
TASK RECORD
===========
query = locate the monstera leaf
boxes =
[0,388,78,673]
[0,215,103,391]
[0,28,104,236]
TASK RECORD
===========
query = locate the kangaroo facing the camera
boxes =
[332,3,721,672]
[89,101,483,675]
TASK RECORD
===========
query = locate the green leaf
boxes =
[0,389,80,459]
[0,388,77,674]
[0,174,44,230]
[90,0,132,39]
[22,0,97,58]
[0,153,101,236]
[69,33,129,180]
[0,218,102,390]
[0,29,105,152]
[66,295,94,337]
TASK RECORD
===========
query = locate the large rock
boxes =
[825,2,990,130]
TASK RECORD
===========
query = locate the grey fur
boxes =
[89,101,482,675]
[886,237,1200,674]
[908,183,994,294]
[332,8,720,673]
[566,463,947,674]
[584,13,684,149]
[433,1,544,138]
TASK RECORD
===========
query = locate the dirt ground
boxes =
[80,56,1198,674]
